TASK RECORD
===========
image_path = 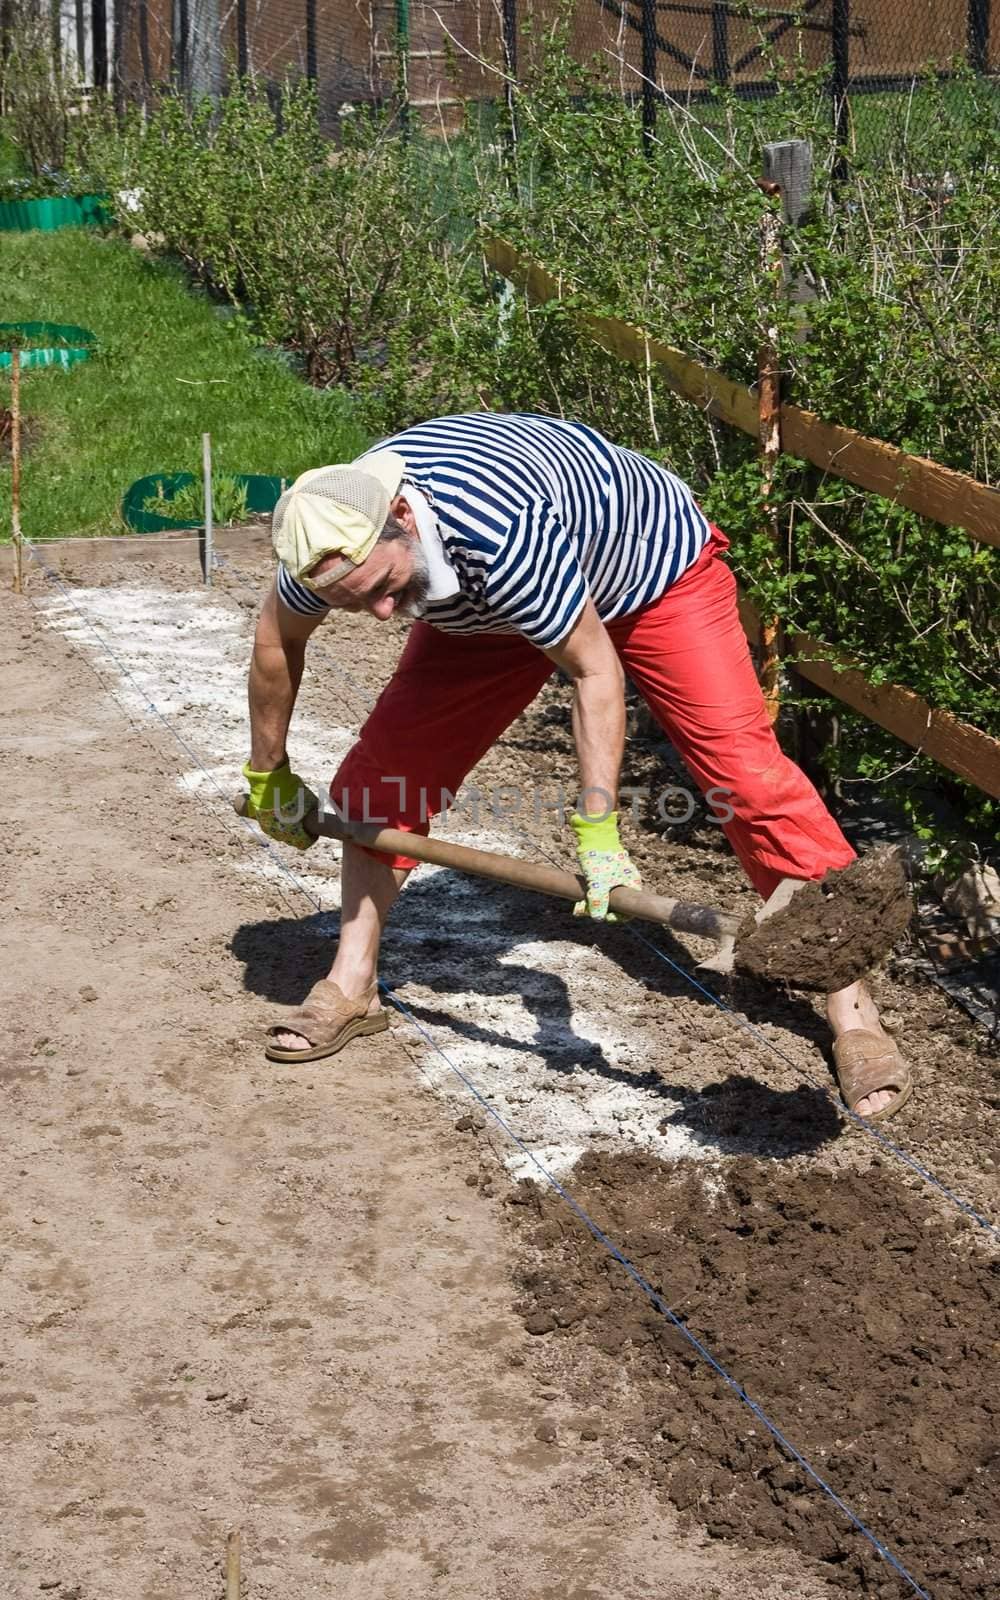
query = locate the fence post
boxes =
[137,0,151,98]
[968,0,990,74]
[10,346,22,596]
[305,0,317,80]
[173,0,189,91]
[73,1,87,82]
[711,2,729,85]
[831,0,850,176]
[763,137,814,338]
[395,0,410,132]
[112,0,126,112]
[93,0,108,88]
[236,0,247,75]
[640,0,656,154]
[190,0,222,98]
[754,141,811,724]
[756,177,783,723]
[501,0,518,153]
[762,139,836,783]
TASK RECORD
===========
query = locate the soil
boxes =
[4,548,999,1599]
[511,1152,1000,1599]
[736,847,916,992]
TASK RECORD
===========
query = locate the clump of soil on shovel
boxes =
[736,845,914,991]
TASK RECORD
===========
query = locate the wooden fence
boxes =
[484,234,1000,801]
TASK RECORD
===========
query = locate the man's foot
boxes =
[267,977,384,1061]
[826,980,910,1118]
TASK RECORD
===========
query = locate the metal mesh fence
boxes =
[49,1,1000,135]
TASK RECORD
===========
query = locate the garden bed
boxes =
[4,550,996,1597]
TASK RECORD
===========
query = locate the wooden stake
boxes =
[225,1528,241,1599]
[756,179,783,723]
[762,138,814,336]
[11,346,22,595]
[202,430,213,586]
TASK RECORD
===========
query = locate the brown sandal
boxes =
[265,978,388,1063]
[832,1029,913,1120]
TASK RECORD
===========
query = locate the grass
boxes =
[0,228,369,539]
[141,472,250,526]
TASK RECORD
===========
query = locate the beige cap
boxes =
[271,449,406,587]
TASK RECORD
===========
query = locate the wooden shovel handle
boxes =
[233,795,738,941]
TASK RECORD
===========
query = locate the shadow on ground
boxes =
[231,871,844,1159]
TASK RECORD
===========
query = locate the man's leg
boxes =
[611,529,902,1116]
[274,623,553,1051]
[271,845,407,1048]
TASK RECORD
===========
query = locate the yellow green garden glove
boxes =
[242,758,318,851]
[569,810,642,921]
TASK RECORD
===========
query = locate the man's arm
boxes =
[248,581,328,769]
[544,598,625,816]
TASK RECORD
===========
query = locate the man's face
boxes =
[306,498,431,621]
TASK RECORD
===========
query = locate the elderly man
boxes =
[244,412,912,1120]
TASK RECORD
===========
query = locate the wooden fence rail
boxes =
[736,594,1000,801]
[484,234,1000,800]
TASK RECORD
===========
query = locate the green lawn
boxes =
[0,228,369,539]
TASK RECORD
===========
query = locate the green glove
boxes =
[569,810,642,921]
[242,759,318,851]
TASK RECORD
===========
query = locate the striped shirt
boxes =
[277,413,710,651]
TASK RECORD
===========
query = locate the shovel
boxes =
[233,797,912,990]
[234,795,740,972]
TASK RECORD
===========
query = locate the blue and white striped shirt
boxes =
[277,413,710,650]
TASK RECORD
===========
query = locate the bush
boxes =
[78,80,493,408]
[0,2,73,180]
[475,44,998,835]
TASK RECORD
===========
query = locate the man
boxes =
[244,413,912,1120]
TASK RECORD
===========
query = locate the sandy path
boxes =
[2,568,843,1599]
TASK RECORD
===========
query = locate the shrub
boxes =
[474,44,998,834]
[78,80,493,405]
[0,1,73,180]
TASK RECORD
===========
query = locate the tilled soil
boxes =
[511,1152,999,1598]
[5,548,999,1599]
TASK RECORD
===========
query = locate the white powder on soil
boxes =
[40,581,713,1181]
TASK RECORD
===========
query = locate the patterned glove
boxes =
[242,759,318,851]
[569,810,642,921]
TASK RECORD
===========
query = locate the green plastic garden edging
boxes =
[0,193,110,233]
[0,321,98,372]
[122,472,288,533]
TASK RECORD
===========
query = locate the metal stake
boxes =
[201,431,213,585]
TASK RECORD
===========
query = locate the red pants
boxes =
[330,527,855,898]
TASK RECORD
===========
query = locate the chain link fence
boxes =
[11,1,1000,136]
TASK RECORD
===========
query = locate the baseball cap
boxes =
[271,448,406,588]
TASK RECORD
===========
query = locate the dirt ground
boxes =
[3,547,998,1600]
